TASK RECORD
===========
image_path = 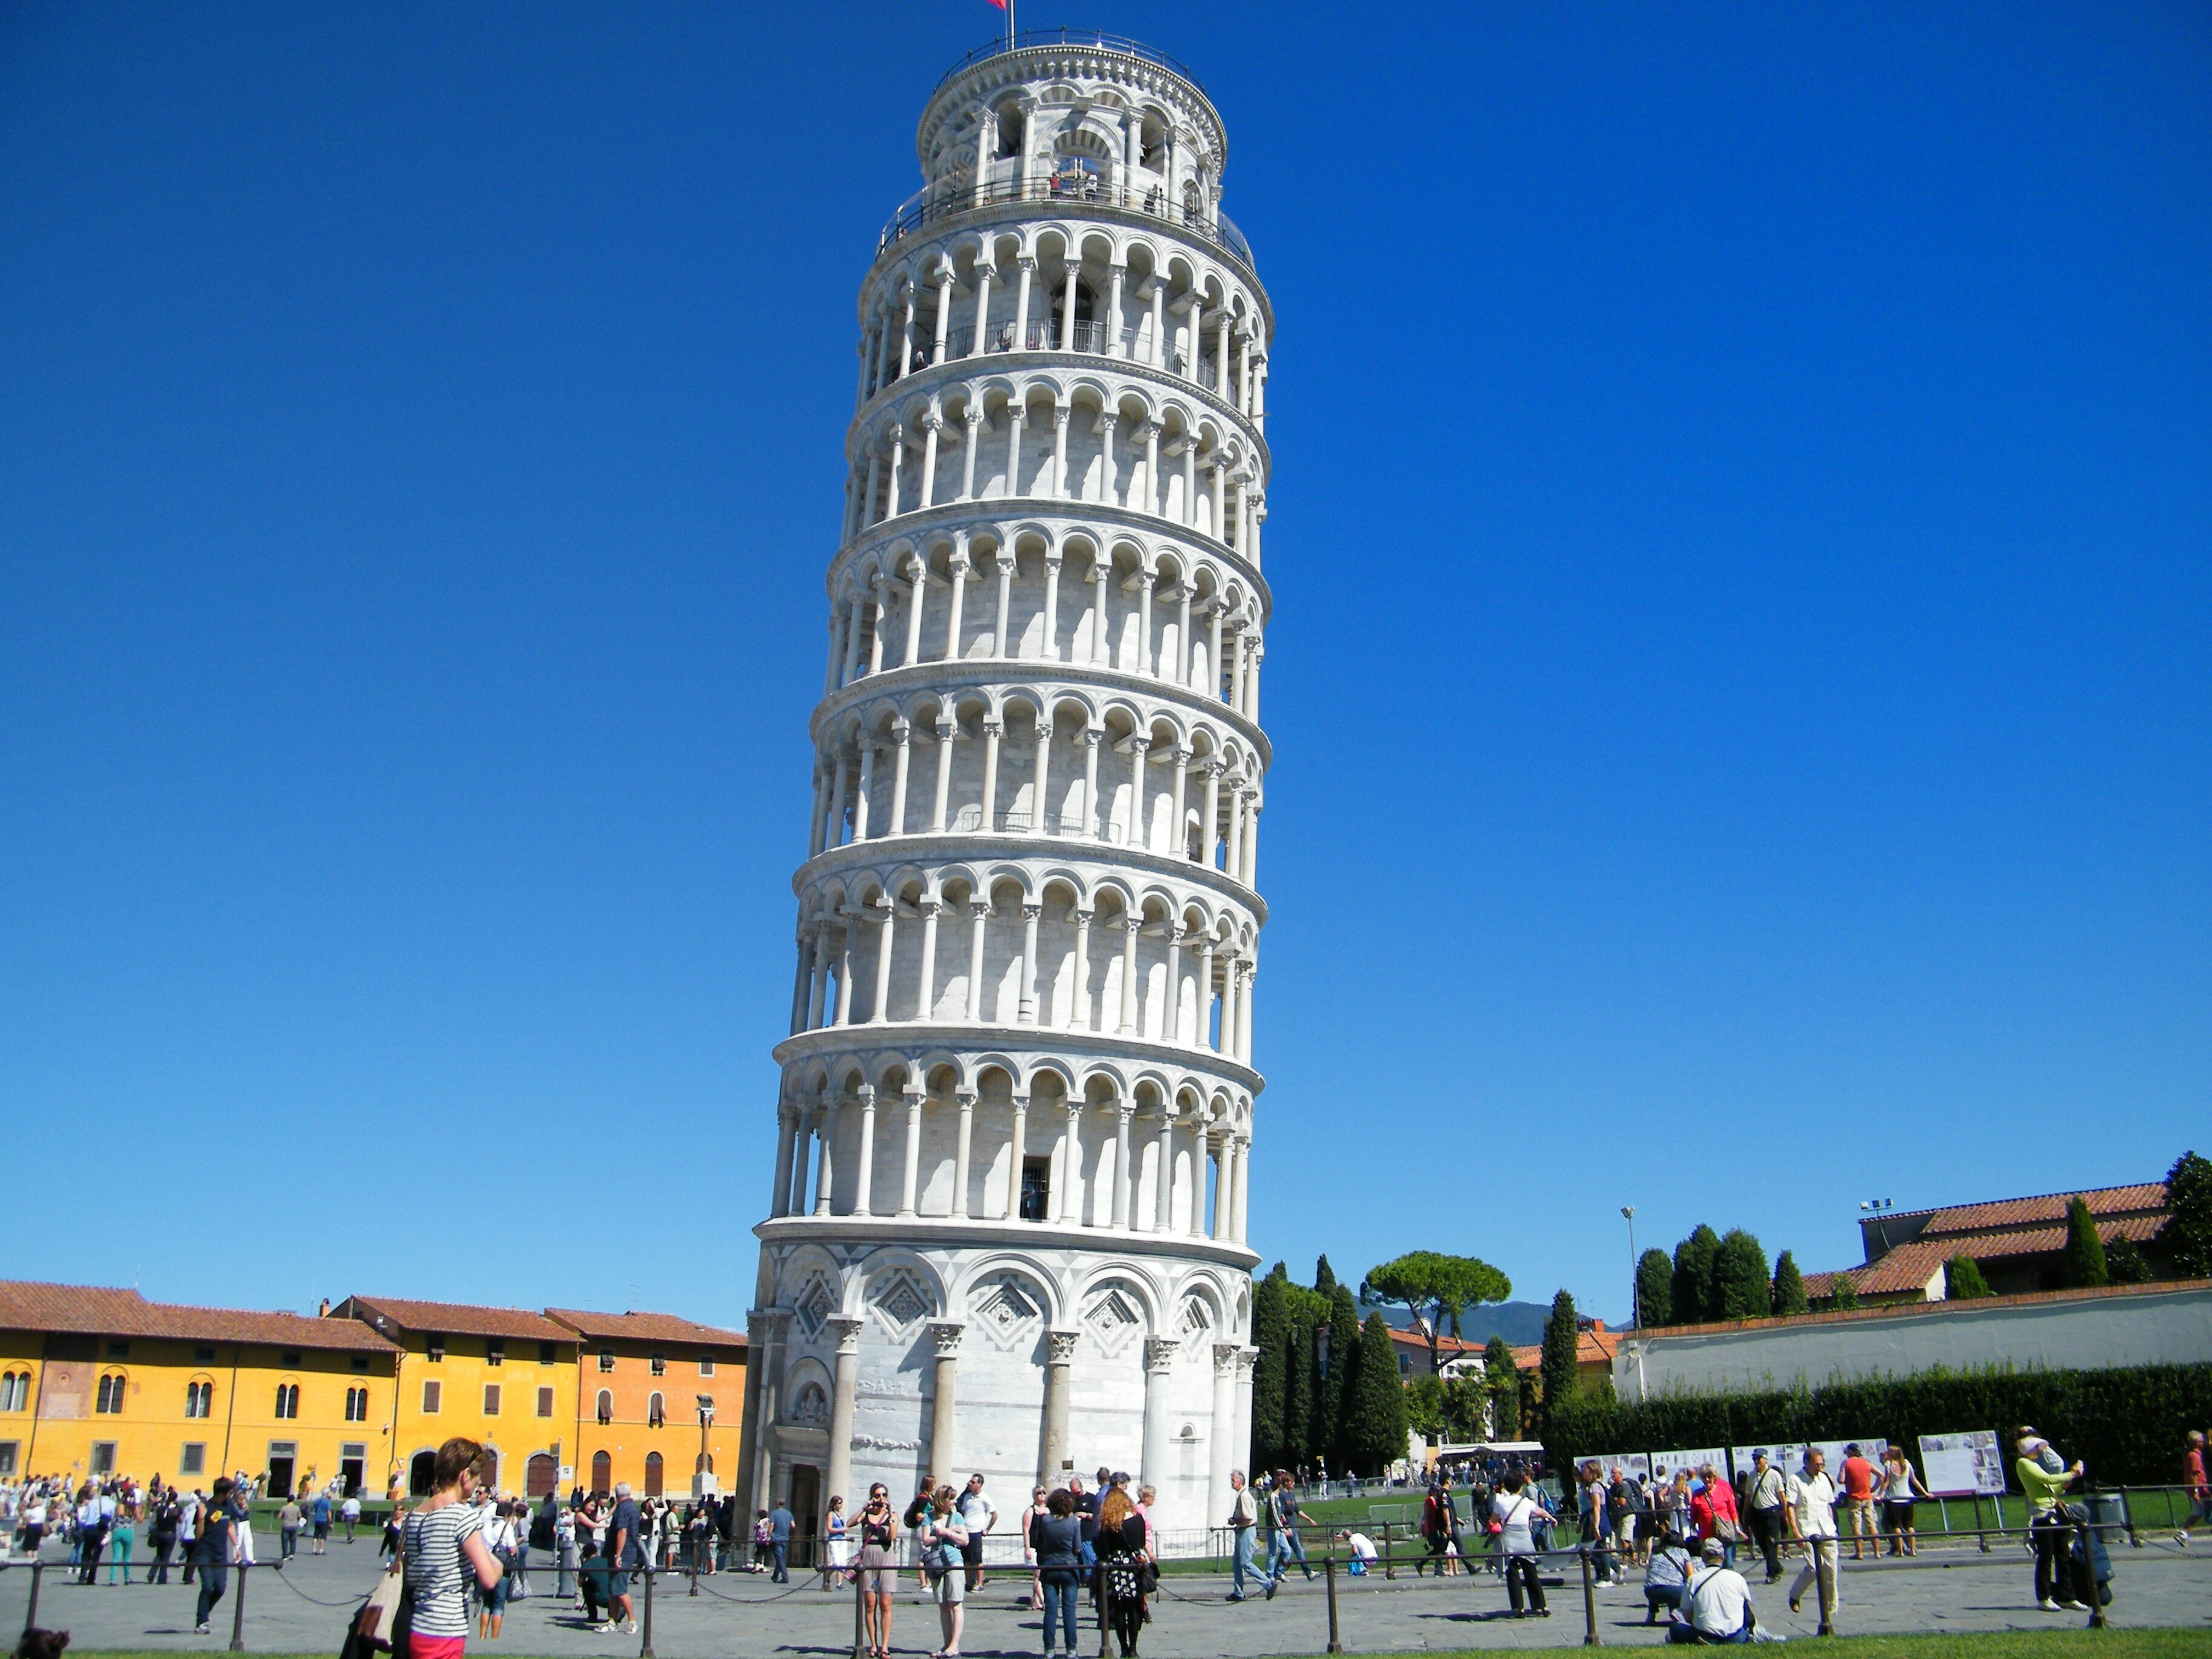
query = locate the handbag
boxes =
[1714,1513,1743,1544]
[350,1569,406,1654]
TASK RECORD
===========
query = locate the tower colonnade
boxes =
[740,33,1272,1548]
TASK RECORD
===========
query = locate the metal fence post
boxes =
[21,1561,42,1640]
[1972,1494,1990,1553]
[851,1566,866,1659]
[1382,1523,1395,1580]
[2078,1518,2108,1629]
[1580,1547,1600,1647]
[230,1561,248,1653]
[1324,1553,1343,1654]
[1098,1561,1113,1658]
[640,1566,655,1659]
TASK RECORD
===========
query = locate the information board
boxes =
[1647,1448,1731,1487]
[1579,1452,1652,1483]
[1918,1430,2007,1497]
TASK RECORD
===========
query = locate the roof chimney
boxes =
[318,1298,330,1318]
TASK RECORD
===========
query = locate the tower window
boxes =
[1020,1156,1051,1222]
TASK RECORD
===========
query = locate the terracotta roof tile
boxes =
[1912,1184,2169,1237]
[0,1281,398,1353]
[545,1309,747,1348]
[337,1295,573,1343]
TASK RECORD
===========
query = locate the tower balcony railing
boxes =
[866,318,1198,395]
[946,805,1140,841]
[934,30,1205,95]
[879,173,1253,269]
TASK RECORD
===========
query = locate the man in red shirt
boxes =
[1838,1446,1880,1561]
[2180,1430,2208,1547]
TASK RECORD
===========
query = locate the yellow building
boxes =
[0,1281,400,1496]
[545,1309,748,1499]
[330,1296,581,1498]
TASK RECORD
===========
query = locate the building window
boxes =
[649,1353,666,1377]
[427,1335,446,1362]
[648,1392,665,1428]
[537,1387,555,1418]
[595,1389,612,1426]
[95,1373,126,1415]
[483,1384,501,1416]
[698,1357,715,1376]
[0,1441,17,1476]
[539,1341,558,1365]
[598,1349,615,1372]
[106,1341,130,1360]
[350,1355,370,1370]
[274,1382,300,1419]
[486,1338,504,1367]
[345,1387,369,1423]
[0,1371,28,1412]
[91,1441,117,1475]
[1020,1155,1051,1221]
[281,1351,302,1368]
[591,1449,611,1492]
[195,1347,216,1364]
[185,1379,213,1419]
[423,1379,442,1413]
[179,1443,206,1476]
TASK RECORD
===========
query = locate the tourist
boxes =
[577,1536,612,1629]
[2015,1427,2088,1611]
[1576,1461,1617,1585]
[1493,1470,1548,1618]
[342,1492,363,1542]
[919,1484,970,1658]
[605,1481,643,1635]
[767,1496,794,1583]
[1095,1481,1148,1657]
[1880,1446,1931,1557]
[1336,1527,1378,1575]
[107,1493,136,1585]
[1134,1484,1160,1559]
[1033,1487,1083,1657]
[402,1442,503,1659]
[73,1483,105,1584]
[1416,1479,1453,1577]
[824,1493,851,1587]
[1783,1449,1839,1618]
[904,1478,936,1590]
[854,1483,899,1659]
[1022,1484,1050,1609]
[1076,1469,1108,1581]
[2177,1429,2207,1547]
[278,1495,303,1562]
[1693,1462,1741,1566]
[1838,1444,1880,1561]
[149,1487,179,1584]
[959,1472,997,1590]
[310,1486,332,1554]
[1643,1529,1695,1623]
[20,1489,48,1559]
[1224,1469,1260,1601]
[1743,1452,1786,1582]
[1264,1469,1316,1595]
[192,1477,240,1634]
[1669,1538,1754,1643]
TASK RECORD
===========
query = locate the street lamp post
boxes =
[1621,1206,1638,1329]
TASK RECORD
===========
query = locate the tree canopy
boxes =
[1344,1310,1409,1476]
[1771,1251,1809,1315]
[1362,1251,1511,1373]
[1671,1226,1722,1324]
[1538,1288,1580,1430]
[1712,1228,1771,1319]
[2163,1151,2212,1279]
[1945,1255,1993,1299]
[2064,1196,2110,1289]
[1635,1248,1674,1327]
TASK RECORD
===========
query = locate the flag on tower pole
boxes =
[987,0,1013,52]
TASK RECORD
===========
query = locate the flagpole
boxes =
[1007,0,1015,51]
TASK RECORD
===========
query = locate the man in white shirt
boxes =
[1669,1539,1754,1643]
[957,1473,997,1591]
[1336,1529,1378,1575]
[1785,1449,1840,1619]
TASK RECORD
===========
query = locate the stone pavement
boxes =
[2,1539,2208,1655]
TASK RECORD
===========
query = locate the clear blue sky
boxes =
[4,2,2206,1332]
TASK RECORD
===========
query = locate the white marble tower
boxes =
[734,29,1273,1550]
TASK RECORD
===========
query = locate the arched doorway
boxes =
[644,1451,664,1498]
[526,1453,557,1498]
[480,1448,499,1493]
[409,1451,435,1495]
[591,1450,611,1495]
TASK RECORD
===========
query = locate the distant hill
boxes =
[1369,1300,1563,1348]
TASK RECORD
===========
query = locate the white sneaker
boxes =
[625,1621,638,1635]
[2038,1599,2061,1611]
[2175,1531,2189,1548]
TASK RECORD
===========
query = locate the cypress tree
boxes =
[2064,1198,2110,1288]
[1326,1282,1362,1471]
[1538,1289,1580,1430]
[1712,1229,1771,1319]
[1283,1316,1315,1473]
[1672,1226,1721,1324]
[1483,1333,1520,1439]
[1771,1252,1809,1315]
[1250,1265,1290,1471]
[1346,1310,1409,1477]
[1635,1248,1674,1327]
[1315,1255,1338,1300]
[1945,1255,1993,1299]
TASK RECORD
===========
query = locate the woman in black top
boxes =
[854,1485,899,1659]
[1093,1486,1149,1657]
[1033,1489,1083,1658]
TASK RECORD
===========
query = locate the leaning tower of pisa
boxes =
[732,31,1273,1546]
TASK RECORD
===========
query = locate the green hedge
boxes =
[1546,1362,2212,1490]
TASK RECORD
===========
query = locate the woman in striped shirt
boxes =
[401,1439,504,1659]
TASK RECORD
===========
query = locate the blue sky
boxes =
[3,2,2205,1332]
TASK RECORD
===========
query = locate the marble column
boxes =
[927,1322,964,1490]
[1038,1328,1080,1486]
[1140,1336,1177,1496]
[823,1317,865,1524]
[1209,1341,1239,1499]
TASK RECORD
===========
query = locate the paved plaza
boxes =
[3,1540,2208,1656]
